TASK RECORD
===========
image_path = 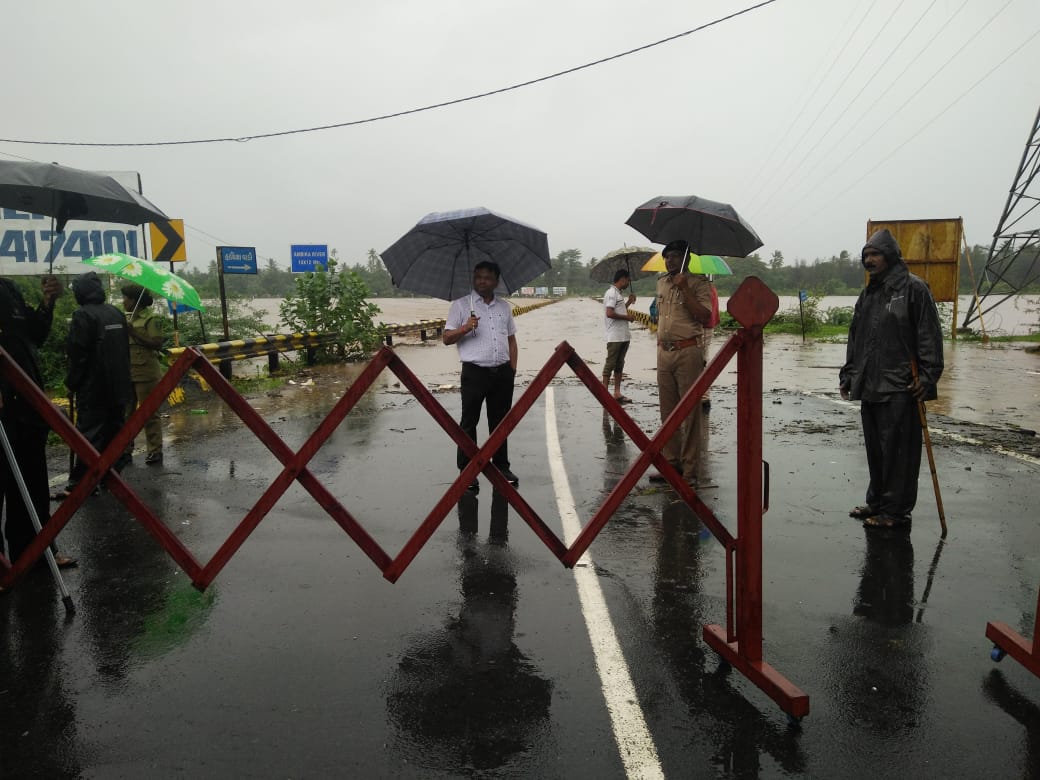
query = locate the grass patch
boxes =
[958,332,1040,344]
[761,322,850,338]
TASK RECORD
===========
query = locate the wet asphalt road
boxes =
[2,298,1040,778]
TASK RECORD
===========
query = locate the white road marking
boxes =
[809,391,1040,466]
[544,386,664,780]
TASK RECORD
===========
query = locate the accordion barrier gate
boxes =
[1,277,815,720]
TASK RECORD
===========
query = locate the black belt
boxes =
[463,361,511,373]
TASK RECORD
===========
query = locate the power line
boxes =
[0,148,39,162]
[747,0,911,213]
[774,0,1016,226]
[742,0,878,210]
[761,0,969,215]
[748,0,945,218]
[787,24,1040,234]
[0,1,778,149]
[736,1,862,205]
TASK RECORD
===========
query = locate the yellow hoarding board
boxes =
[866,218,961,302]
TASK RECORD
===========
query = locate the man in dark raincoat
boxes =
[63,272,133,493]
[839,229,944,529]
[0,275,77,568]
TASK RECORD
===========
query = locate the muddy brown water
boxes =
[231,295,1039,436]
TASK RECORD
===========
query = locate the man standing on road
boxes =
[602,268,636,403]
[840,228,944,530]
[63,272,133,494]
[649,240,713,487]
[121,284,166,466]
[442,261,519,493]
[0,274,76,569]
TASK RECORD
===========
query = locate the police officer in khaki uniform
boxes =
[649,240,713,486]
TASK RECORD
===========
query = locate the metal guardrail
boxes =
[380,298,557,345]
[168,331,341,379]
[163,299,562,378]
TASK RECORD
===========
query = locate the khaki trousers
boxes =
[656,345,706,480]
[128,378,164,456]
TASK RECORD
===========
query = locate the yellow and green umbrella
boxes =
[641,251,733,276]
[82,252,204,311]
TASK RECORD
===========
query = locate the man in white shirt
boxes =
[443,262,519,493]
[602,269,636,403]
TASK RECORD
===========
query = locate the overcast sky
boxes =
[3,0,1038,271]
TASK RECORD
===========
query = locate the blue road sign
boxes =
[220,246,258,275]
[291,244,328,273]
[798,289,808,303]
[167,300,197,314]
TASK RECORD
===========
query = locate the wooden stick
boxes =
[911,361,947,538]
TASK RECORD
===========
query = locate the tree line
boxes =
[169,244,1036,300]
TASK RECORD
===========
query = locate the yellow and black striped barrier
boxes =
[381,319,446,346]
[380,298,559,345]
[166,298,563,379]
[167,331,341,380]
[168,331,338,362]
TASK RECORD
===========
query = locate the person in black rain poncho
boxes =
[0,275,77,568]
[63,272,133,494]
[839,229,944,529]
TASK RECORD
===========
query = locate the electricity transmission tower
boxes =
[962,104,1040,329]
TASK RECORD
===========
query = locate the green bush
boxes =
[769,290,824,333]
[825,306,854,326]
[278,257,382,361]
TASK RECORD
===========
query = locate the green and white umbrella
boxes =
[82,252,204,311]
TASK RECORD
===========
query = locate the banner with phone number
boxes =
[0,170,147,276]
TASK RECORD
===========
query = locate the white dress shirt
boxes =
[446,291,516,367]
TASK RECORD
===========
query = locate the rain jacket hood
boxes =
[861,229,903,266]
[72,271,106,305]
[839,262,944,402]
[66,274,133,408]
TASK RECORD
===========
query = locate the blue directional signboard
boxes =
[220,246,258,275]
[167,300,196,314]
[291,244,328,273]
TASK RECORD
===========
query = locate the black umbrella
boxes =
[588,246,658,284]
[0,160,169,270]
[625,194,763,258]
[381,207,551,300]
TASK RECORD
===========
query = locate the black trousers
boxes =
[456,362,515,472]
[68,404,129,487]
[860,395,922,519]
[0,418,53,563]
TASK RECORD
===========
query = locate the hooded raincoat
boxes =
[0,278,57,562]
[839,229,945,525]
[840,229,944,401]
[64,272,133,488]
[66,272,133,409]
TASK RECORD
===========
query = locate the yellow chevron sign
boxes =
[150,219,187,262]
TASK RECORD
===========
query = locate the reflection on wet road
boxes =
[2,296,1038,777]
[386,491,553,773]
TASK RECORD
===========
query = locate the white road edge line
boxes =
[544,386,664,780]
[808,391,1040,467]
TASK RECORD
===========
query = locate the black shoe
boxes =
[498,468,519,486]
[145,452,164,465]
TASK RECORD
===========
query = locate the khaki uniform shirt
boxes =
[655,273,712,341]
[127,309,165,383]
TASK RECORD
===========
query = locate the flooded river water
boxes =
[239,294,1040,435]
